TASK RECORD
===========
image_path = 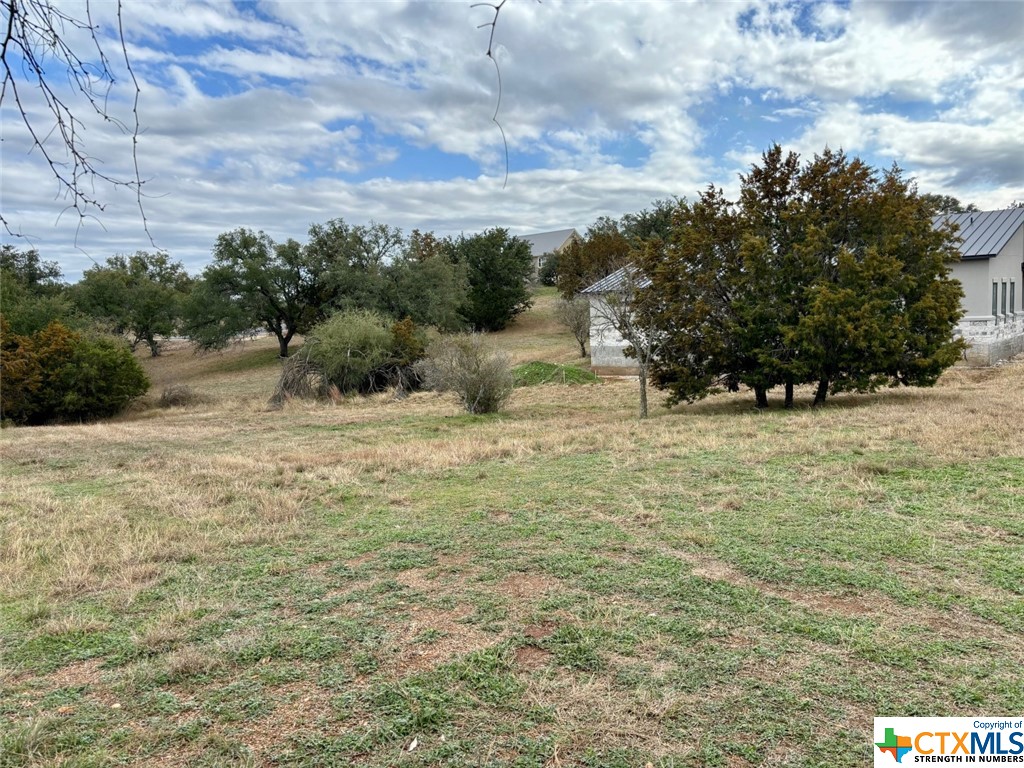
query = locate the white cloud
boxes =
[3,0,1022,280]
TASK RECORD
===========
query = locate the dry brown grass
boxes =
[2,357,1021,604]
[1,299,1022,767]
[485,287,585,365]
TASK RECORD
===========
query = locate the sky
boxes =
[2,0,1023,281]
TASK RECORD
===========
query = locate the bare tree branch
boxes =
[1,0,150,243]
[472,0,510,188]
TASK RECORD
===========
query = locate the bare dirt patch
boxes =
[523,621,558,641]
[228,680,336,757]
[668,549,1021,651]
[343,553,376,568]
[497,572,561,601]
[521,670,697,761]
[515,645,553,671]
[45,658,106,689]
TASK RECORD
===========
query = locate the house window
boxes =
[1001,281,1008,315]
[992,282,999,316]
[1011,282,1017,314]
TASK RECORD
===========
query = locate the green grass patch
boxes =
[513,361,599,387]
[203,344,290,374]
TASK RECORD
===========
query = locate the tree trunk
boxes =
[578,339,587,358]
[784,380,794,409]
[755,385,768,409]
[813,377,829,407]
[638,366,649,419]
[147,336,161,357]
[277,332,292,358]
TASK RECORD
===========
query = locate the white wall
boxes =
[952,224,1024,364]
[953,225,1023,317]
[587,295,636,371]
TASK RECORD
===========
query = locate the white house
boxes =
[518,229,580,279]
[939,208,1024,365]
[580,266,647,374]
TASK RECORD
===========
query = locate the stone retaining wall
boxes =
[958,315,1024,366]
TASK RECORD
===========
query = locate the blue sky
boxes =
[2,0,1022,280]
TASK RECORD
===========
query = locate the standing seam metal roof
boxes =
[580,265,650,294]
[518,229,579,256]
[934,208,1024,259]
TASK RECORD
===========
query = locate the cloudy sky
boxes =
[3,0,1022,280]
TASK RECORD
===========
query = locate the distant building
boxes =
[939,208,1024,365]
[580,266,647,375]
[518,229,580,279]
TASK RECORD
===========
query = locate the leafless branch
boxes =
[472,0,510,188]
[1,0,151,243]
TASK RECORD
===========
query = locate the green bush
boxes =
[307,309,396,394]
[0,318,150,425]
[538,253,560,286]
[271,311,427,404]
[415,334,513,414]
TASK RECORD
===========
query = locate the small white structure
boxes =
[940,208,1024,365]
[581,267,647,374]
[518,229,580,279]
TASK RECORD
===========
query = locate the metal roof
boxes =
[933,208,1024,259]
[580,265,650,294]
[518,228,578,256]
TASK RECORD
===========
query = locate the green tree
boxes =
[735,145,805,407]
[73,252,192,356]
[0,245,81,335]
[641,147,966,408]
[639,187,747,406]
[184,229,329,357]
[791,158,966,403]
[920,193,978,216]
[620,198,677,245]
[382,251,468,332]
[557,229,631,300]
[454,228,533,331]
[308,219,403,314]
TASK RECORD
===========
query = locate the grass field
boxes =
[2,291,1022,767]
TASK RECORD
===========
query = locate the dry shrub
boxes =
[269,354,338,408]
[158,384,212,408]
[415,334,514,414]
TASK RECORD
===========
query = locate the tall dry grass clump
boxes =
[157,384,213,408]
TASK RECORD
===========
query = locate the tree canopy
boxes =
[183,228,329,358]
[638,146,966,408]
[0,245,84,335]
[453,228,533,332]
[73,252,192,356]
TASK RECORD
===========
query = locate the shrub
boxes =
[538,252,560,286]
[554,297,590,358]
[0,318,149,425]
[307,309,396,394]
[415,334,514,414]
[270,311,426,404]
[158,384,212,408]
